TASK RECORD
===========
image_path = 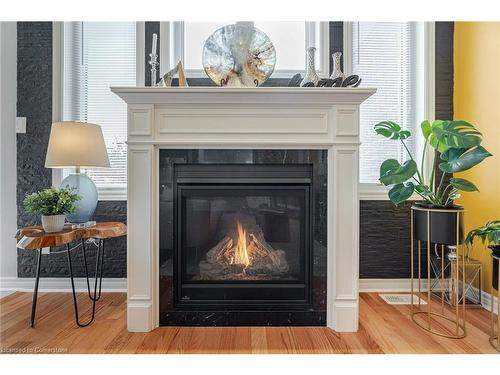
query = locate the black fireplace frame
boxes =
[174,164,313,311]
[159,149,328,326]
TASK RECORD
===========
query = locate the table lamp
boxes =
[45,121,110,223]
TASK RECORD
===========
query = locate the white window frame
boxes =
[344,22,436,200]
[159,22,330,79]
[52,21,145,201]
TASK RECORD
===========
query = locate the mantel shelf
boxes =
[111,86,377,105]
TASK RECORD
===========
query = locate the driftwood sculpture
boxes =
[157,61,188,87]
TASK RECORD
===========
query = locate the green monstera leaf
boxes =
[449,177,479,192]
[388,182,415,205]
[374,121,411,140]
[432,120,482,149]
[421,120,448,153]
[421,120,432,139]
[439,146,492,173]
[465,220,500,247]
[379,159,417,186]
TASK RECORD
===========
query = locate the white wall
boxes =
[0,22,18,278]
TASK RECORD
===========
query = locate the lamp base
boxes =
[61,173,98,223]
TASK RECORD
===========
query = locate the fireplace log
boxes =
[198,225,290,280]
[206,236,234,264]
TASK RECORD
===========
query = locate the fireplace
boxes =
[176,164,311,307]
[159,150,327,326]
[113,86,375,332]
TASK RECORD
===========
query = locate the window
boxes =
[349,22,430,187]
[62,22,136,197]
[161,22,329,78]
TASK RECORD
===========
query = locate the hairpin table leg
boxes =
[30,248,43,328]
[95,239,105,302]
[66,241,104,327]
[81,239,105,302]
[81,239,93,301]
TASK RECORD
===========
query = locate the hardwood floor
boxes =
[0,292,496,354]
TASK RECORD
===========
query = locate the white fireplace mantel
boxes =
[112,86,376,332]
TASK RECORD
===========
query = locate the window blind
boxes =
[63,22,136,191]
[353,22,420,184]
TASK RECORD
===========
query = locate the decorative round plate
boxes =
[202,23,276,87]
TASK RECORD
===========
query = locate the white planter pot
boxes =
[41,214,66,233]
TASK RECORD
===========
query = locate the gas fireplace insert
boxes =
[159,149,327,326]
[175,164,312,308]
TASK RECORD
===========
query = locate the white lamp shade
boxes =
[45,122,110,168]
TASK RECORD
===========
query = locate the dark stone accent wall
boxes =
[16,22,54,277]
[16,22,127,278]
[90,201,127,277]
[359,201,412,278]
[435,22,454,120]
[434,22,454,186]
[16,22,53,229]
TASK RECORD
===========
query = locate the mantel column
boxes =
[327,105,360,332]
[127,103,157,332]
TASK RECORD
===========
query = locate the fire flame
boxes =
[230,221,251,268]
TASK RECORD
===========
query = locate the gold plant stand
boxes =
[410,206,466,339]
[490,253,500,352]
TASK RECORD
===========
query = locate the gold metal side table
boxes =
[410,205,466,339]
[429,255,483,308]
[490,253,500,352]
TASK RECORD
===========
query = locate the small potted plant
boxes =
[23,186,81,233]
[465,220,500,290]
[374,120,492,245]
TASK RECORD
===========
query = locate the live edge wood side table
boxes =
[15,222,127,328]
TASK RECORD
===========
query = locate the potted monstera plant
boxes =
[23,186,81,233]
[465,220,500,290]
[374,120,492,245]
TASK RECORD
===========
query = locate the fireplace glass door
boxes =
[175,164,312,308]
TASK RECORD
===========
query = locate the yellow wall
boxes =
[454,22,500,294]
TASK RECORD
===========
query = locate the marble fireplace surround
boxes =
[112,87,376,332]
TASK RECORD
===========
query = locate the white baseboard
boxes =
[464,283,499,315]
[1,277,496,314]
[3,277,411,294]
[480,289,499,315]
[360,278,498,314]
[0,277,127,292]
[359,278,428,292]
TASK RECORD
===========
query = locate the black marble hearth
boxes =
[159,149,327,326]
